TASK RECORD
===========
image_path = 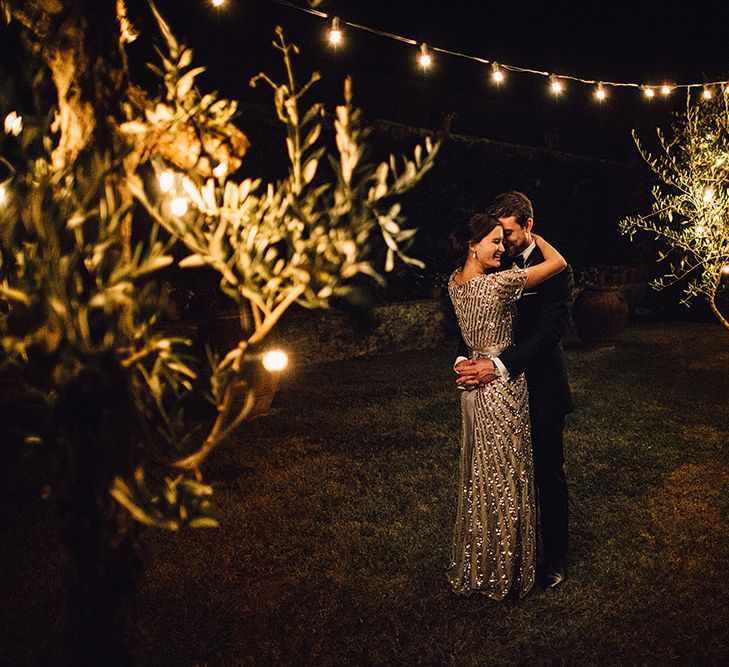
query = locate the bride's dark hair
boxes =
[450,213,501,257]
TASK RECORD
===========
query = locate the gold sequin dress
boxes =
[447,267,536,600]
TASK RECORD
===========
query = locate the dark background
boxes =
[135,0,728,161]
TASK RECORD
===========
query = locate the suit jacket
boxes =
[456,247,574,420]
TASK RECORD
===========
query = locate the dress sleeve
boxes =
[491,267,528,304]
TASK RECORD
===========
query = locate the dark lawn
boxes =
[3,322,729,665]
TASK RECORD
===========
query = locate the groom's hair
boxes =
[487,191,534,227]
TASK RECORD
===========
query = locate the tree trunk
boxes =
[57,356,142,665]
[8,0,129,170]
[7,2,142,663]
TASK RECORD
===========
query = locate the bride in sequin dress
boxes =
[447,214,567,600]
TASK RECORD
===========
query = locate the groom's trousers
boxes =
[531,414,569,564]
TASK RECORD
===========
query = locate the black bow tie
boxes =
[512,255,525,268]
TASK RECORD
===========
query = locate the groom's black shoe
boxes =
[544,560,567,590]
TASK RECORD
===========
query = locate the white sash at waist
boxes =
[470,345,506,360]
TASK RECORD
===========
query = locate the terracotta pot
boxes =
[572,285,629,347]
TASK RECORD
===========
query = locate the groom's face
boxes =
[499,215,533,257]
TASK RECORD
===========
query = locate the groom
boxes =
[454,191,574,589]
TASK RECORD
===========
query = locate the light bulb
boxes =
[661,84,672,96]
[643,86,655,98]
[703,187,714,202]
[211,0,225,7]
[262,349,288,372]
[170,196,188,216]
[722,264,729,275]
[0,183,7,205]
[549,75,563,95]
[595,83,607,101]
[703,86,713,99]
[418,43,433,70]
[159,170,175,193]
[491,62,504,84]
[327,17,343,45]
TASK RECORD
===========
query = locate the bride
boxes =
[447,213,566,600]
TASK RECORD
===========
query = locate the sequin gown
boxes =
[447,267,536,600]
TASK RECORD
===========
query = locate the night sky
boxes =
[138,0,728,161]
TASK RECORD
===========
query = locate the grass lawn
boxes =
[4,321,729,665]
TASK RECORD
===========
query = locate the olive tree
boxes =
[0,1,437,661]
[620,92,729,328]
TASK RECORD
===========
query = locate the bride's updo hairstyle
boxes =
[451,213,501,258]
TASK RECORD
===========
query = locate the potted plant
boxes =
[572,266,629,347]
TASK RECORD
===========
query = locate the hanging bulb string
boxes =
[272,0,727,92]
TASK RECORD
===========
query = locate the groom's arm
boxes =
[455,336,468,362]
[497,264,574,378]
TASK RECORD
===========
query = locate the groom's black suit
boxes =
[456,247,574,564]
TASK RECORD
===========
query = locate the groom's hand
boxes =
[455,359,497,387]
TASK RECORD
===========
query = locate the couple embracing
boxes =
[446,191,573,600]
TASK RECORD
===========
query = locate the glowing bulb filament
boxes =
[661,84,672,96]
[170,197,188,217]
[418,43,433,70]
[549,75,563,95]
[327,16,343,45]
[159,170,175,193]
[595,82,606,101]
[262,349,289,372]
[643,86,655,98]
[491,62,504,84]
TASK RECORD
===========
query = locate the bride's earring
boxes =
[472,250,477,259]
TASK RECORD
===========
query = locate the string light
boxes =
[170,197,189,217]
[211,0,225,7]
[594,82,607,102]
[491,62,505,84]
[702,86,713,99]
[695,224,706,236]
[327,16,343,45]
[703,186,715,202]
[272,0,729,104]
[549,75,563,96]
[418,43,433,70]
[0,183,7,205]
[262,349,289,372]
[722,265,729,275]
[159,170,175,193]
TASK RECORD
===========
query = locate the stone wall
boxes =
[207,299,456,367]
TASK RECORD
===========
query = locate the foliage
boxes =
[0,3,438,530]
[619,92,729,329]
